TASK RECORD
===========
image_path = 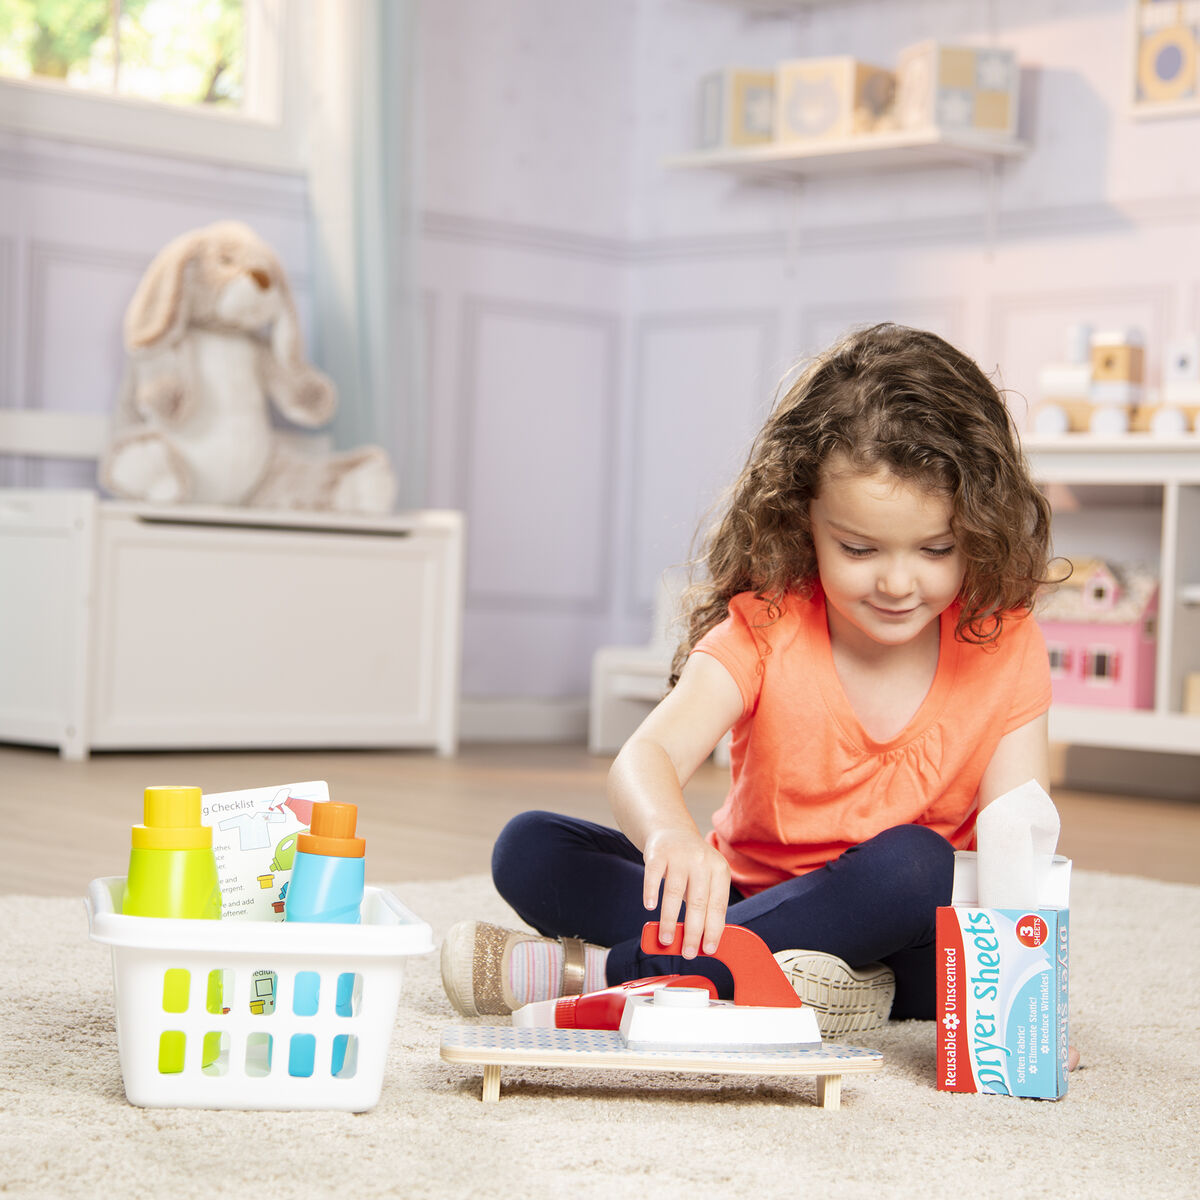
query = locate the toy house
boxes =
[1036,558,1158,710]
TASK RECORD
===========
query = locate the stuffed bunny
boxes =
[100,220,397,514]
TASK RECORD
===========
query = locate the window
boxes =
[1084,647,1120,685]
[1047,644,1072,677]
[1,1,245,111]
[0,0,302,171]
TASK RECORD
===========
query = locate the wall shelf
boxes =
[699,0,854,10]
[664,129,1027,181]
[1047,707,1199,757]
[1021,434,1200,484]
[1025,441,1200,758]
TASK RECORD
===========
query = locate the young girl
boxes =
[442,323,1056,1036]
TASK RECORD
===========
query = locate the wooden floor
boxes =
[3,741,1198,897]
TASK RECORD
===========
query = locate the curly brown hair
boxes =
[670,323,1054,685]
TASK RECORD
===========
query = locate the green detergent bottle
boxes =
[122,786,222,1073]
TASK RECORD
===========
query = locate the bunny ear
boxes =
[269,263,305,369]
[124,228,202,352]
[265,269,338,427]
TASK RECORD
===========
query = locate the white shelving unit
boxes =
[665,129,1027,181]
[1024,435,1200,757]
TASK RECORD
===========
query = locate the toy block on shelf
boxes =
[1034,325,1154,435]
[698,68,776,149]
[1035,364,1091,434]
[1089,330,1145,430]
[1153,335,1200,431]
[895,41,1019,138]
[1091,330,1145,384]
[1034,324,1093,434]
[1164,334,1200,384]
[774,57,895,143]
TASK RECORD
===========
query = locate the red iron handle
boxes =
[639,922,801,1008]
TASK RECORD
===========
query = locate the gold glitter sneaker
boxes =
[440,920,592,1017]
[772,950,895,1038]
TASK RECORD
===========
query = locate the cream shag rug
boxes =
[1,870,1197,1200]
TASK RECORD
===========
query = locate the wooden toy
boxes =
[638,920,803,1006]
[617,923,821,1048]
[1164,333,1200,383]
[440,1025,880,1109]
[1089,330,1145,431]
[1091,329,1145,388]
[895,41,1018,138]
[1149,335,1200,432]
[1034,324,1094,434]
[1036,558,1158,711]
[774,57,895,143]
[440,922,883,1110]
[698,68,776,149]
[1035,326,1151,434]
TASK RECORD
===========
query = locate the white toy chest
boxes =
[0,491,464,758]
[86,876,434,1111]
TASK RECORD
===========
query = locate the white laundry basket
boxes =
[86,876,433,1111]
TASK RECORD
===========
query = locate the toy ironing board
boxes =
[440,923,883,1110]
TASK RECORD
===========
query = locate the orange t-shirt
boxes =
[692,589,1052,895]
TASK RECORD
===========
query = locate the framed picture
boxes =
[1132,0,1200,117]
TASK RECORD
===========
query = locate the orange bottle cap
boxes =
[297,801,365,858]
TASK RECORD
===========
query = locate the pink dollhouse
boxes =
[1036,558,1158,710]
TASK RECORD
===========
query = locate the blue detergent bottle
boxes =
[283,801,365,1077]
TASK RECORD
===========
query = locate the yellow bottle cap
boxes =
[131,786,213,850]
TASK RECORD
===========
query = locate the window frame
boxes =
[0,0,305,173]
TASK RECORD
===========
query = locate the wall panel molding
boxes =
[423,209,627,263]
[0,235,12,408]
[24,241,146,415]
[626,309,778,615]
[985,283,1175,372]
[419,286,439,500]
[459,294,620,613]
[422,193,1200,266]
[0,235,14,486]
[0,134,306,218]
[798,298,965,357]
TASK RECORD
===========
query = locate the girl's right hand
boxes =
[642,826,732,960]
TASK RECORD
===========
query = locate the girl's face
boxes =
[809,457,965,655]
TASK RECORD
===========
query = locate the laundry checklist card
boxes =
[200,781,329,920]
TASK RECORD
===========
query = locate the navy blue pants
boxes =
[491,811,955,1020]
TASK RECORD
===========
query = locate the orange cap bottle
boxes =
[295,801,365,858]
